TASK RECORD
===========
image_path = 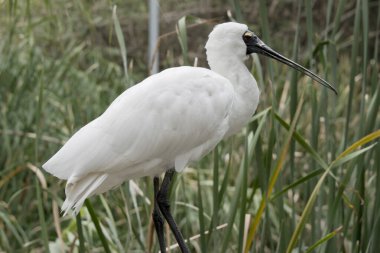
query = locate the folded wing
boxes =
[43,66,234,213]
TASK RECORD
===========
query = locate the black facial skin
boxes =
[242,31,337,95]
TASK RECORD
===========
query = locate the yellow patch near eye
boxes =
[244,31,253,37]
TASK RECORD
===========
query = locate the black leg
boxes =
[152,177,166,253]
[157,169,190,253]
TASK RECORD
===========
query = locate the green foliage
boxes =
[1,0,379,252]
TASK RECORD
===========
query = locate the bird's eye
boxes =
[243,31,254,42]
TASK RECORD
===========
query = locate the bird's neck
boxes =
[207,54,260,137]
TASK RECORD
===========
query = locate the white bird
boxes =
[43,22,336,253]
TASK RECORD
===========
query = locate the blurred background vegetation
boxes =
[0,0,379,252]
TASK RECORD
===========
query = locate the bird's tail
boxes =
[62,173,108,216]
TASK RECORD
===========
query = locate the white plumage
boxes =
[44,21,335,216]
[43,22,262,214]
[44,66,238,214]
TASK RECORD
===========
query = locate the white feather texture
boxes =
[43,22,260,215]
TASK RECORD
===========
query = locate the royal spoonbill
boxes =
[43,22,337,253]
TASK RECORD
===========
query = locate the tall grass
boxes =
[1,0,379,252]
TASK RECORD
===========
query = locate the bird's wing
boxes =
[43,66,234,181]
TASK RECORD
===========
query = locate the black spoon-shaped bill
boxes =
[243,31,338,95]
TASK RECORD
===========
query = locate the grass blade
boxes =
[271,169,324,201]
[286,130,380,253]
[35,178,50,253]
[76,212,85,252]
[244,93,305,252]
[85,199,111,253]
[274,113,328,169]
[220,158,244,253]
[112,5,128,80]
[305,226,343,253]
[237,136,249,253]
[197,171,206,252]
[176,16,189,65]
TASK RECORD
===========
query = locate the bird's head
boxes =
[205,22,337,94]
[206,22,250,61]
